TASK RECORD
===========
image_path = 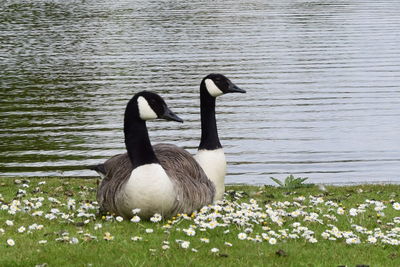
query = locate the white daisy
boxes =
[200,238,210,243]
[180,241,190,249]
[183,228,196,237]
[367,236,377,244]
[238,233,247,240]
[130,216,141,223]
[150,213,162,223]
[210,248,219,253]
[224,242,233,247]
[337,207,345,215]
[70,237,79,244]
[132,208,141,215]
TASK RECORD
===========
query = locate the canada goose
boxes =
[92,91,215,219]
[194,74,246,201]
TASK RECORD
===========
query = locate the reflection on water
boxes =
[1,0,400,184]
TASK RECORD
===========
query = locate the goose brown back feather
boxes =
[154,143,215,216]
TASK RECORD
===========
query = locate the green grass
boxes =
[0,178,399,267]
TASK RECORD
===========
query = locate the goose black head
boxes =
[133,91,183,123]
[202,73,246,97]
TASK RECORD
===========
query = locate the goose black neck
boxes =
[124,100,159,169]
[198,82,222,150]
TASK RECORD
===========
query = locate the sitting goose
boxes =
[194,74,246,201]
[93,91,215,219]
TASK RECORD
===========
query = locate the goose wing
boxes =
[153,143,215,215]
[95,153,133,215]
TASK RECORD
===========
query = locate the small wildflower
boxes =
[211,248,219,253]
[145,228,154,233]
[32,211,44,217]
[103,232,114,241]
[132,208,141,215]
[238,233,247,240]
[44,214,57,220]
[130,216,140,223]
[183,228,196,236]
[224,242,233,247]
[17,226,26,233]
[367,236,377,244]
[115,216,124,222]
[38,240,47,244]
[268,238,277,245]
[321,232,330,239]
[180,241,190,249]
[200,238,210,243]
[150,213,162,223]
[345,237,360,244]
[5,220,13,226]
[337,207,345,215]
[308,237,318,243]
[70,237,79,244]
[349,208,358,216]
[292,222,300,228]
[131,236,142,241]
[7,239,15,246]
[393,203,400,210]
[162,245,170,250]
[50,208,60,214]
[291,210,301,217]
[244,227,253,233]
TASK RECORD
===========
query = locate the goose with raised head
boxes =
[194,74,246,201]
[92,91,215,219]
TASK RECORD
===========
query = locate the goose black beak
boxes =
[227,82,246,93]
[161,108,184,123]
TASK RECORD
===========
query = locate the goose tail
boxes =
[87,164,107,179]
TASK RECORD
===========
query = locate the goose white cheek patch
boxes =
[205,79,223,97]
[138,96,158,120]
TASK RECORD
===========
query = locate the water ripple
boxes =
[1,0,399,184]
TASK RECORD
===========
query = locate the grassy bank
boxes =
[0,178,399,266]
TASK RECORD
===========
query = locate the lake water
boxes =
[1,0,400,185]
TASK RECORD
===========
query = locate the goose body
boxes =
[94,91,215,219]
[194,148,226,201]
[96,146,215,219]
[195,74,245,201]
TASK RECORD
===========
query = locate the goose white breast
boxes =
[120,163,176,218]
